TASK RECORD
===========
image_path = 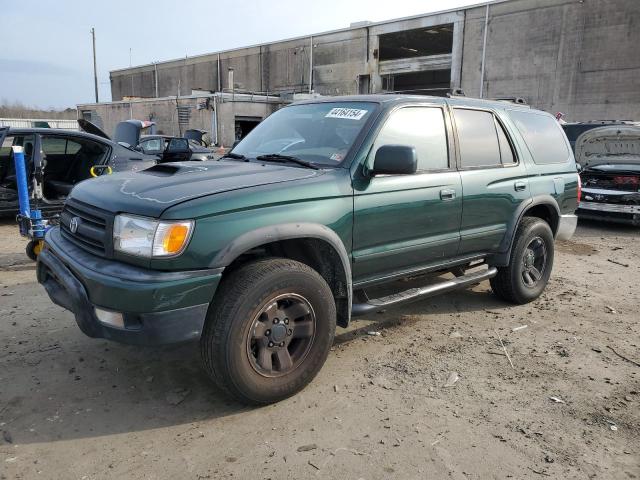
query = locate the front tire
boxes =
[490,217,554,304]
[26,240,43,261]
[200,258,336,405]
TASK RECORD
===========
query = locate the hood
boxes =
[576,125,640,168]
[68,160,323,217]
[78,119,110,139]
[113,120,156,146]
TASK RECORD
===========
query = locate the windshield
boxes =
[231,102,377,166]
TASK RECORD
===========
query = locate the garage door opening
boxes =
[234,116,262,142]
[381,69,451,96]
[379,24,453,61]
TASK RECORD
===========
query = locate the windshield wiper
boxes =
[256,154,319,170]
[221,152,248,161]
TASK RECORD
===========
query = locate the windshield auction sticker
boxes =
[325,108,368,120]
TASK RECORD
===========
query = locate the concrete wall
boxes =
[77,95,283,146]
[108,0,640,123]
[109,12,464,101]
[461,0,640,121]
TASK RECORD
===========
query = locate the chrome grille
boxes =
[60,199,114,257]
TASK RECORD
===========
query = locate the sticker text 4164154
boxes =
[325,108,368,120]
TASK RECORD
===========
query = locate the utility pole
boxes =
[91,27,99,103]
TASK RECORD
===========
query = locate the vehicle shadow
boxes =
[1,281,509,446]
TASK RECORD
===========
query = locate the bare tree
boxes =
[0,100,76,120]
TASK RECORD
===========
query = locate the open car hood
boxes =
[113,120,156,147]
[77,119,110,139]
[576,125,640,168]
[77,119,157,146]
[184,129,208,146]
[68,160,322,218]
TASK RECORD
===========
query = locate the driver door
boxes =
[352,105,462,284]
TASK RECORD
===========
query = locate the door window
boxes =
[371,107,449,171]
[0,134,36,183]
[140,138,164,154]
[42,137,79,155]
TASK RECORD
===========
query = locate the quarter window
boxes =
[496,119,515,164]
[508,110,569,164]
[372,107,449,171]
[454,109,502,168]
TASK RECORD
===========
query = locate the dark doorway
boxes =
[381,69,451,96]
[234,116,262,142]
[358,74,371,95]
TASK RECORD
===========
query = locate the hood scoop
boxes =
[142,163,209,177]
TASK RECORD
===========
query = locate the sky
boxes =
[0,0,482,109]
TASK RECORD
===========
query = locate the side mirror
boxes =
[371,145,417,176]
[576,163,582,173]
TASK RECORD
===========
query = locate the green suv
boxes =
[37,95,579,404]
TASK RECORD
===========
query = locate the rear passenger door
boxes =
[451,107,531,256]
[352,105,462,283]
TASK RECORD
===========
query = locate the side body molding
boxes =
[489,195,561,266]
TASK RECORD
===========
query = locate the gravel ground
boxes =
[0,218,638,480]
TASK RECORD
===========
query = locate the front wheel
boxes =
[25,240,44,261]
[200,258,336,405]
[490,217,554,304]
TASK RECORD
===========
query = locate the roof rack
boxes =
[491,97,528,105]
[446,88,466,97]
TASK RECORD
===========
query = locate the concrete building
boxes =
[78,0,640,146]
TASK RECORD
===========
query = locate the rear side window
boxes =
[454,109,498,167]
[372,106,449,171]
[508,110,569,164]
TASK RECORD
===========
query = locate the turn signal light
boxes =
[152,221,193,256]
[163,224,190,254]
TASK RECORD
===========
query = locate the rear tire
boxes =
[200,258,336,405]
[490,217,554,304]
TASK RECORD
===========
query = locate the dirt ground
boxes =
[0,217,638,480]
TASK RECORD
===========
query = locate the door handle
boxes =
[440,188,456,200]
[514,181,527,192]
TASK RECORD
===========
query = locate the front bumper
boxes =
[37,228,222,345]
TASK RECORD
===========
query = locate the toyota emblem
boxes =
[69,217,80,234]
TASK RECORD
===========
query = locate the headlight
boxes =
[113,214,194,258]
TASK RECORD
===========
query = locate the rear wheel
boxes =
[490,217,554,304]
[200,258,336,405]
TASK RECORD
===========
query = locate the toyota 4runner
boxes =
[37,95,579,404]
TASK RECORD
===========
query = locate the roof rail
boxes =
[446,88,466,97]
[491,97,528,105]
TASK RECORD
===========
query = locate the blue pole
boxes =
[12,146,31,218]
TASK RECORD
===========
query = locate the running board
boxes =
[351,267,498,317]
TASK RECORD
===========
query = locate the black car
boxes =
[576,124,640,226]
[0,126,158,215]
[138,135,215,161]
